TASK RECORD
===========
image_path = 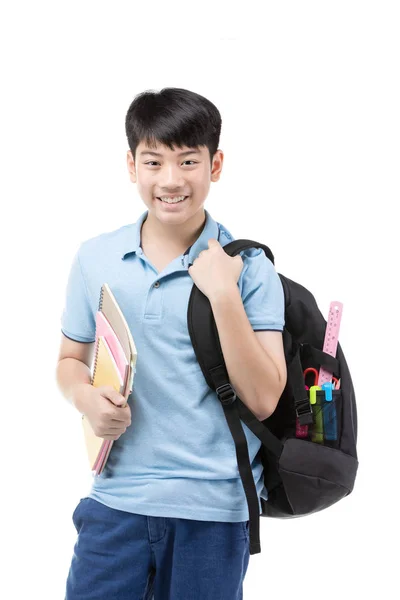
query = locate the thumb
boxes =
[103,387,127,407]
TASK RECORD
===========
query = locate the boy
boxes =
[57,87,287,599]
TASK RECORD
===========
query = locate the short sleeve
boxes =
[60,245,96,342]
[239,248,285,331]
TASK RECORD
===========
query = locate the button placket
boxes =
[144,278,163,319]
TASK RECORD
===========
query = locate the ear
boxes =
[127,151,136,183]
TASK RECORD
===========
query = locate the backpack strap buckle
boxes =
[216,383,237,406]
[295,397,314,425]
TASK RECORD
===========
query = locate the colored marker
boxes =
[321,382,337,441]
[309,385,322,406]
[321,382,333,401]
[310,386,324,443]
[296,386,311,438]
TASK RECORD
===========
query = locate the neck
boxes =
[141,208,207,253]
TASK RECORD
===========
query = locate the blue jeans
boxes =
[65,497,250,600]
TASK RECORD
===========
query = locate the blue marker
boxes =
[321,382,337,441]
[321,382,333,402]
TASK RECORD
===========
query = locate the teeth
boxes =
[159,196,186,204]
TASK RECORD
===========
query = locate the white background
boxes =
[1,1,398,598]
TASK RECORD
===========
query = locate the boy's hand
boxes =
[188,238,243,301]
[73,384,131,441]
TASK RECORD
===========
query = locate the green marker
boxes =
[309,386,324,443]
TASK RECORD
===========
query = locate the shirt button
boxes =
[154,281,160,288]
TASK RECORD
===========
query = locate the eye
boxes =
[144,161,198,166]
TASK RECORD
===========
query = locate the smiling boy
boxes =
[57,87,286,599]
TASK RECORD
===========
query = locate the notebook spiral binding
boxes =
[90,284,105,387]
[82,284,105,423]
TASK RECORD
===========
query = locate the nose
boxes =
[159,163,185,189]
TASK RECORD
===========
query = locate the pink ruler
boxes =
[317,301,343,386]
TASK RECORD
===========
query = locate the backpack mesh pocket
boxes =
[293,389,343,449]
[307,389,342,448]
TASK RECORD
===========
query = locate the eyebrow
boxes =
[140,149,201,157]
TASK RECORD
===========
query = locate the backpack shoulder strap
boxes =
[187,239,280,555]
[216,238,275,264]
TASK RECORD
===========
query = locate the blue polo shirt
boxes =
[60,208,285,522]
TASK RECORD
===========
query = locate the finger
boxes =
[110,409,131,422]
[104,424,126,430]
[101,387,127,407]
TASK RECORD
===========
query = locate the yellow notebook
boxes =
[82,335,124,469]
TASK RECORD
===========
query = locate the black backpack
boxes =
[187,240,359,555]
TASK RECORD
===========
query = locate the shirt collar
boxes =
[120,208,221,269]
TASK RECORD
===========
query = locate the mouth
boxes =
[156,196,189,205]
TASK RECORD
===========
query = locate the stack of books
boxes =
[82,283,137,475]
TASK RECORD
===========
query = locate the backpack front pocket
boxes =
[278,437,358,515]
[309,389,343,449]
[294,389,343,448]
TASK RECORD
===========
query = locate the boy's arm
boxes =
[58,242,96,411]
[55,333,94,411]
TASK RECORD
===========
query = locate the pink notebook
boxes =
[95,311,129,383]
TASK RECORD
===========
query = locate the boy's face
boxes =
[127,141,223,223]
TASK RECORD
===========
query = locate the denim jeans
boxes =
[65,497,250,600]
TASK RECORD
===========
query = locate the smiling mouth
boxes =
[156,196,189,204]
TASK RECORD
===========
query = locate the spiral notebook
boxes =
[82,283,137,475]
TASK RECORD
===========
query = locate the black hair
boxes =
[125,87,222,166]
